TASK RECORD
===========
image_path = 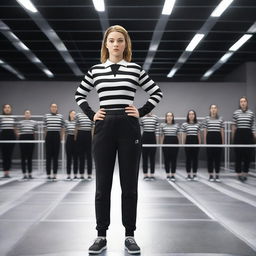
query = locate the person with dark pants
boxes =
[161,112,180,182]
[232,97,256,182]
[65,110,78,180]
[0,104,17,178]
[203,104,224,182]
[75,25,163,254]
[75,112,93,180]
[44,103,64,181]
[18,110,37,179]
[140,113,159,180]
[182,110,201,181]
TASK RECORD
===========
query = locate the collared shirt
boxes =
[75,59,163,120]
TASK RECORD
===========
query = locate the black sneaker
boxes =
[87,176,92,181]
[170,176,176,182]
[28,174,33,179]
[47,176,52,181]
[88,237,107,254]
[143,176,150,181]
[3,174,11,179]
[238,176,244,182]
[192,174,198,181]
[209,175,214,182]
[149,176,155,181]
[125,237,141,254]
[23,175,28,180]
[186,175,192,181]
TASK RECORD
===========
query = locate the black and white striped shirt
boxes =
[181,123,201,136]
[75,59,163,120]
[44,113,64,132]
[203,116,224,132]
[140,115,160,135]
[75,113,93,131]
[233,109,255,131]
[0,116,17,130]
[161,123,180,137]
[18,119,37,135]
[65,120,76,135]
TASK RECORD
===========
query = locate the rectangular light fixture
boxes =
[210,0,233,17]
[185,33,205,52]
[162,0,176,15]
[219,52,233,63]
[248,21,256,33]
[0,59,25,79]
[202,69,214,79]
[43,69,54,78]
[229,34,253,52]
[92,0,105,12]
[167,67,178,78]
[16,0,38,13]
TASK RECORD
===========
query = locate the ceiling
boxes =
[0,0,255,82]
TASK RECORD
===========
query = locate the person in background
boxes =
[44,103,64,181]
[160,112,180,182]
[0,104,18,178]
[182,110,201,181]
[140,112,160,181]
[65,110,78,180]
[18,110,37,179]
[232,97,256,182]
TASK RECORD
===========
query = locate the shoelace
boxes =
[94,238,104,244]
[126,238,136,244]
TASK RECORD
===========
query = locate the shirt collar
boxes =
[104,59,128,68]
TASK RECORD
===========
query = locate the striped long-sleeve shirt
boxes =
[43,113,64,132]
[181,123,201,136]
[233,109,255,131]
[0,116,17,130]
[65,120,76,135]
[140,115,160,135]
[75,113,93,131]
[75,59,163,121]
[18,119,37,135]
[161,123,180,137]
[203,116,224,132]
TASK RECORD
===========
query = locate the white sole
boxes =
[125,246,141,254]
[88,245,106,254]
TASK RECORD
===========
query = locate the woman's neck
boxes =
[109,55,123,63]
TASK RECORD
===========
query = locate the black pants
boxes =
[93,110,141,237]
[66,135,78,175]
[234,128,254,173]
[19,134,34,174]
[206,132,222,174]
[76,130,92,175]
[185,136,199,174]
[0,129,16,171]
[142,132,156,174]
[162,136,179,174]
[45,131,60,175]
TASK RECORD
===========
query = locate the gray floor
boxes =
[0,169,256,256]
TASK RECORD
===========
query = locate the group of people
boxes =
[1,25,256,255]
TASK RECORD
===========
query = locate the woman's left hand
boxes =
[125,105,139,118]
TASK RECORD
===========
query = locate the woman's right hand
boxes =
[93,109,106,122]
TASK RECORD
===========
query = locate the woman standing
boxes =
[182,110,201,181]
[18,110,37,179]
[65,110,78,180]
[203,105,224,182]
[75,112,93,180]
[44,103,64,181]
[161,112,180,182]
[75,25,162,254]
[0,104,18,178]
[140,112,160,180]
[232,97,255,182]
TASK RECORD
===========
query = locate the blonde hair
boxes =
[101,25,132,63]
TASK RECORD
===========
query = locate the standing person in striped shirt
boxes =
[160,112,180,182]
[18,110,37,179]
[203,105,224,182]
[232,97,256,182]
[140,112,160,181]
[65,110,78,180]
[75,25,162,255]
[44,103,64,181]
[75,112,93,180]
[182,110,201,181]
[0,104,18,178]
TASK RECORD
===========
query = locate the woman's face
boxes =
[50,104,58,114]
[24,110,31,119]
[3,104,12,114]
[69,111,76,120]
[210,105,218,116]
[188,111,195,122]
[166,113,173,124]
[240,98,248,110]
[106,31,126,59]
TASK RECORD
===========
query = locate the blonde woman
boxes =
[75,25,163,254]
